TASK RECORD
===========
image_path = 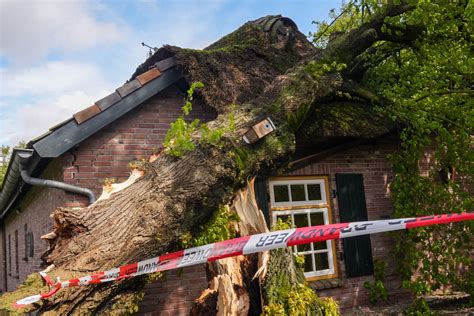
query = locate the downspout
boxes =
[19,165,96,204]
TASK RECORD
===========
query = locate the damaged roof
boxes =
[0,14,396,217]
[0,15,314,216]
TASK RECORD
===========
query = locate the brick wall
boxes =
[1,160,64,292]
[61,86,216,207]
[0,85,216,313]
[138,265,208,315]
[287,138,411,310]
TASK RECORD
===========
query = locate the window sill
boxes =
[309,278,343,290]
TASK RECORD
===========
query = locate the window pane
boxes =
[297,242,311,252]
[308,184,322,201]
[313,241,327,251]
[294,213,308,228]
[310,212,325,226]
[304,254,314,272]
[274,185,289,202]
[290,184,305,201]
[315,253,329,271]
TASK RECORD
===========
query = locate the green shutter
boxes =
[254,177,270,228]
[336,173,374,277]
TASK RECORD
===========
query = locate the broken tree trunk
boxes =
[5,5,421,314]
[191,179,270,316]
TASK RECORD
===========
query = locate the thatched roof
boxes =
[131,15,316,113]
[131,15,396,148]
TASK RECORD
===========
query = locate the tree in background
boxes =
[313,0,473,310]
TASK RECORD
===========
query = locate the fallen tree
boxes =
[2,2,472,314]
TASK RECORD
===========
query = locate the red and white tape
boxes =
[14,212,474,308]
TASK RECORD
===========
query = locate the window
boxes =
[8,234,11,276]
[28,232,34,258]
[269,177,336,280]
[15,230,19,275]
[24,224,28,262]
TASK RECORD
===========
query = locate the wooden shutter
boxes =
[336,174,374,277]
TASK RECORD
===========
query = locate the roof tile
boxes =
[116,79,142,98]
[73,104,101,124]
[136,67,161,85]
[155,56,176,72]
[96,91,121,111]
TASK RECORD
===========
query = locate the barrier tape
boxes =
[14,212,474,308]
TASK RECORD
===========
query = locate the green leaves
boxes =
[312,0,473,304]
[364,259,388,305]
[181,205,239,248]
[164,82,235,157]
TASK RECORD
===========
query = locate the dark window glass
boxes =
[290,184,305,201]
[24,224,28,262]
[313,241,328,251]
[274,185,289,202]
[310,212,324,226]
[315,253,329,271]
[293,213,308,228]
[15,230,19,274]
[8,235,11,275]
[308,184,322,201]
[28,232,34,258]
[304,254,313,272]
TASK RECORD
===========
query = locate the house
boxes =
[0,15,427,314]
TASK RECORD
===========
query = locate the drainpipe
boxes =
[20,165,96,204]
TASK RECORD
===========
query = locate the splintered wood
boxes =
[193,178,269,315]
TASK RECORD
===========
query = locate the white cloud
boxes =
[0,89,110,146]
[0,61,111,97]
[0,59,115,145]
[0,0,123,64]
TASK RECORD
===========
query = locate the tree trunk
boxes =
[5,4,419,314]
[191,179,269,316]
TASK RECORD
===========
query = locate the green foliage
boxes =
[304,60,346,79]
[404,298,434,316]
[108,291,145,315]
[318,297,340,316]
[164,81,202,157]
[311,1,379,48]
[0,273,47,314]
[287,103,311,134]
[1,145,10,156]
[262,218,340,316]
[364,259,388,305]
[164,82,235,157]
[313,0,473,299]
[180,205,239,248]
[459,272,474,307]
[0,164,7,187]
[0,143,19,186]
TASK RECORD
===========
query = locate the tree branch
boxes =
[414,90,474,102]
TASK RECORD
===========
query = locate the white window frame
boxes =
[269,177,337,280]
[269,178,327,208]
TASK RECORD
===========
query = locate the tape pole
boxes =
[14,212,474,308]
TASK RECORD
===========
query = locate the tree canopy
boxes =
[313,0,473,305]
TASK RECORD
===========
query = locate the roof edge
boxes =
[0,148,36,218]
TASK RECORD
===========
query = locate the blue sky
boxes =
[0,0,341,146]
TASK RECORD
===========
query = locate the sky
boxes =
[0,0,341,146]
